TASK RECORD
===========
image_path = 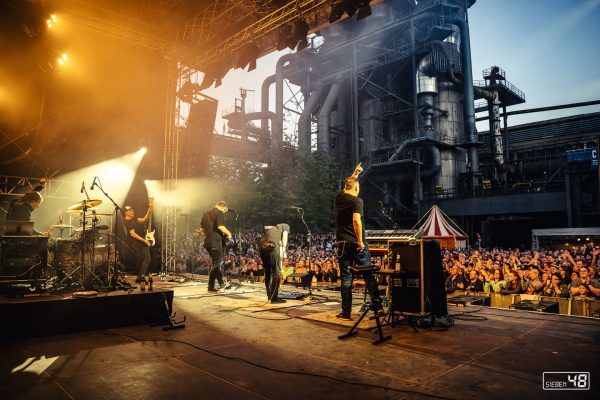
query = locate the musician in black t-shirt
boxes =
[124,204,153,283]
[201,201,232,292]
[334,163,382,320]
[259,223,290,303]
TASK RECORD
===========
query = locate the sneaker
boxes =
[336,312,353,321]
[207,288,219,293]
[271,298,287,304]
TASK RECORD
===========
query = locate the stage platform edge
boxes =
[0,288,174,340]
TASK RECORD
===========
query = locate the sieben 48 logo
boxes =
[543,372,590,390]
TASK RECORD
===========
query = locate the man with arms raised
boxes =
[334,163,382,320]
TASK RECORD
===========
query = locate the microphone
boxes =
[90,177,97,190]
[290,206,303,210]
[80,181,85,193]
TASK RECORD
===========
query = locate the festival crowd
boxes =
[186,232,600,300]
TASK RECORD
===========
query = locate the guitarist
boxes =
[201,201,232,292]
[259,224,290,303]
[124,200,153,283]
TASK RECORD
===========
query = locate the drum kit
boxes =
[46,198,127,289]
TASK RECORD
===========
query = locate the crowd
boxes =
[185,232,600,300]
[442,245,600,300]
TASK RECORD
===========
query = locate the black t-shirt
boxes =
[201,207,225,248]
[334,192,363,243]
[125,218,145,243]
[260,223,290,252]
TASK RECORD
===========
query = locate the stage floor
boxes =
[1,276,598,400]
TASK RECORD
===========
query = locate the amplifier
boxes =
[511,300,559,313]
[0,235,48,278]
[388,239,447,316]
[447,295,491,307]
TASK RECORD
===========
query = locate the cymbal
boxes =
[50,224,75,229]
[78,213,113,219]
[67,199,102,211]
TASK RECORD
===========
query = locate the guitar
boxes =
[145,197,155,246]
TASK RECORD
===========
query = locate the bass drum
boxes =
[49,239,82,274]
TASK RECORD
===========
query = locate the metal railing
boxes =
[423,179,565,201]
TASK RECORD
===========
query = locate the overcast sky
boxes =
[202,0,600,134]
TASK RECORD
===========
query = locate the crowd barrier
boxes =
[448,291,600,318]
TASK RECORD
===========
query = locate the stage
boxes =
[0,277,598,400]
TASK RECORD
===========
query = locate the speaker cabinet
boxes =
[389,239,447,316]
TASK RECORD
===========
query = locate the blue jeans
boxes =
[337,241,379,314]
[337,241,371,289]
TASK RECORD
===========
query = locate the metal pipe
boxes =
[410,9,478,177]
[420,145,441,178]
[475,99,600,121]
[488,89,506,182]
[260,74,276,132]
[239,111,278,142]
[318,80,342,153]
[275,53,295,147]
[298,87,322,153]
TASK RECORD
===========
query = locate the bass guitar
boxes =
[145,197,155,246]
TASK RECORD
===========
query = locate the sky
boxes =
[201,0,600,134]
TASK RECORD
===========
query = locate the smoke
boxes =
[145,177,225,222]
[31,149,145,232]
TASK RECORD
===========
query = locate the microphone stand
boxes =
[294,207,313,296]
[81,182,91,288]
[93,178,130,289]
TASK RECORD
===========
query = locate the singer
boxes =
[201,201,233,292]
[259,223,290,303]
[334,162,382,320]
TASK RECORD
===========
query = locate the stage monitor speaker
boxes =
[389,239,447,316]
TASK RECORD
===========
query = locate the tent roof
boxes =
[413,205,468,239]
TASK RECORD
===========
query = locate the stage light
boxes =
[586,237,590,241]
[46,14,58,28]
[198,74,215,91]
[140,147,147,155]
[144,179,150,185]
[57,53,68,67]
[578,238,581,242]
[34,150,147,229]
[356,1,372,21]
[288,20,309,51]
[235,43,260,71]
[329,3,345,23]
[277,25,293,51]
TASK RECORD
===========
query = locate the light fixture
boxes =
[328,1,372,23]
[46,14,58,28]
[277,25,293,51]
[288,20,309,51]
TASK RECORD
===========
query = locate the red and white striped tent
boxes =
[413,205,468,249]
